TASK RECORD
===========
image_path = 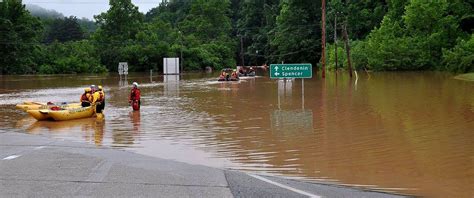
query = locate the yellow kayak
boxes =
[16,103,81,112]
[27,109,53,121]
[48,106,95,121]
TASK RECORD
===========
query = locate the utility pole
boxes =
[321,0,326,78]
[334,13,338,72]
[179,31,184,73]
[240,35,245,67]
[342,22,353,78]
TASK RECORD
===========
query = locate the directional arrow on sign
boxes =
[274,72,280,76]
[275,66,279,71]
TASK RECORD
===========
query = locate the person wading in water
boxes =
[129,82,141,111]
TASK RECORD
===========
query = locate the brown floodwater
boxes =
[0,72,473,197]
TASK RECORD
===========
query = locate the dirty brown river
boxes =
[0,72,473,197]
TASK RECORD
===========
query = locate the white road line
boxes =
[248,174,321,198]
[34,146,46,150]
[3,155,21,160]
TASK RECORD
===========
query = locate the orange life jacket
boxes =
[81,93,90,102]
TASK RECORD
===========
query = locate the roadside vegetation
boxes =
[0,0,472,74]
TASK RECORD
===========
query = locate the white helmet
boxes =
[132,82,138,87]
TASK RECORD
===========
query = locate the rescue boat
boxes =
[27,109,53,121]
[16,102,81,112]
[47,106,95,121]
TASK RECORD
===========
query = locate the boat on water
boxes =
[218,68,240,81]
[47,106,95,121]
[238,66,256,77]
[16,102,81,112]
[27,109,53,121]
[27,106,95,121]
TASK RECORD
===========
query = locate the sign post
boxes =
[270,63,312,110]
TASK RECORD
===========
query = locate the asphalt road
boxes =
[0,131,410,198]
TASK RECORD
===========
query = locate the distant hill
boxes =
[25,4,97,35]
[25,4,64,19]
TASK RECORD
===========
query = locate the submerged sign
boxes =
[270,64,312,78]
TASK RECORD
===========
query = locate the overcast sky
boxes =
[23,0,162,19]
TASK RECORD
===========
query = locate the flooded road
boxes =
[1,72,473,197]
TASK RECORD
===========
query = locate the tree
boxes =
[44,16,84,43]
[271,0,321,65]
[93,0,144,71]
[179,0,236,70]
[237,0,279,65]
[351,0,473,72]
[0,0,43,74]
[442,34,474,73]
[38,41,107,74]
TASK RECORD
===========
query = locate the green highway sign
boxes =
[270,64,312,78]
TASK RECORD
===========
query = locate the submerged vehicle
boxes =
[218,68,240,81]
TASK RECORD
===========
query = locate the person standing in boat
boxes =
[80,88,92,107]
[129,82,141,111]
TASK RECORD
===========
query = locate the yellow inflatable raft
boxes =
[48,106,95,121]
[16,103,81,112]
[27,109,53,121]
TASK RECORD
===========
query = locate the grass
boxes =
[454,73,474,81]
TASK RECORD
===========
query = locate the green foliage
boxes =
[44,16,84,43]
[37,41,107,74]
[120,20,178,71]
[77,17,97,37]
[326,40,367,70]
[145,0,191,25]
[0,0,43,74]
[327,0,387,40]
[442,34,474,73]
[350,0,473,72]
[272,0,321,65]
[178,0,236,70]
[93,0,144,71]
[2,0,473,75]
[237,0,279,65]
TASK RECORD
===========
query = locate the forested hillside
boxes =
[1,0,472,74]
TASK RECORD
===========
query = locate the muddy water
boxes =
[0,72,473,197]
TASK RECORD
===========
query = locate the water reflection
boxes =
[129,111,141,135]
[164,75,180,96]
[271,110,314,135]
[24,118,105,146]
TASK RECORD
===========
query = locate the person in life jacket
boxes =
[89,85,102,114]
[80,88,92,107]
[129,82,141,110]
[97,85,105,112]
[231,69,239,80]
[248,66,255,74]
[219,71,227,81]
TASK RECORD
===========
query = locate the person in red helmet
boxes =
[129,82,141,110]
